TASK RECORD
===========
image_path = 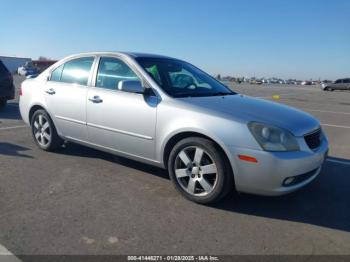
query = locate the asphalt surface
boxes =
[0,76,349,256]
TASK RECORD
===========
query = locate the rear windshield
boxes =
[0,61,10,75]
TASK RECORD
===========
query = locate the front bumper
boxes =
[228,138,328,196]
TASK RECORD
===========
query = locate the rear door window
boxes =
[50,64,63,82]
[60,57,94,85]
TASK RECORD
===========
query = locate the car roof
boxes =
[66,51,175,60]
[123,52,174,59]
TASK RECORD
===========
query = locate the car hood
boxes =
[178,94,320,137]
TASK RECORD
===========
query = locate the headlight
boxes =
[248,122,300,151]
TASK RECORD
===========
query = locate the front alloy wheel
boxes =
[175,146,218,196]
[168,137,233,204]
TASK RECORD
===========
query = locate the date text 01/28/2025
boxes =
[127,255,219,261]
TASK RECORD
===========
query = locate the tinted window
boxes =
[144,64,162,85]
[344,79,350,83]
[136,57,235,97]
[60,57,94,85]
[335,79,342,84]
[96,57,139,90]
[50,64,63,81]
[169,68,211,89]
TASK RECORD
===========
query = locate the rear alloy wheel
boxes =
[168,137,233,204]
[31,109,63,151]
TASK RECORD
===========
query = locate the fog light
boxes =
[283,177,295,186]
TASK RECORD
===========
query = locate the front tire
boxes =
[30,109,63,151]
[168,137,233,204]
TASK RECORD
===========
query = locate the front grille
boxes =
[304,128,321,150]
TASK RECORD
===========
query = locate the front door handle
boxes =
[45,88,56,95]
[88,96,103,103]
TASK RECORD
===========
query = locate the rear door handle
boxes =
[88,96,103,103]
[45,88,56,95]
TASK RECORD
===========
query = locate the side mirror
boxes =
[118,80,144,94]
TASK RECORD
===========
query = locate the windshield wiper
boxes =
[210,92,235,96]
[173,92,235,98]
[173,93,195,98]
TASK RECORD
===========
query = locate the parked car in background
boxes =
[321,78,350,91]
[26,74,39,79]
[19,52,328,204]
[0,60,15,108]
[269,79,279,84]
[286,80,297,85]
[32,60,58,73]
[249,79,262,85]
[301,81,312,86]
[322,80,332,85]
[18,62,38,76]
[0,56,31,74]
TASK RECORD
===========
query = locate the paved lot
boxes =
[0,77,349,255]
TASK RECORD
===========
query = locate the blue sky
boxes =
[1,0,349,80]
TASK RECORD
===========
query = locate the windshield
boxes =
[136,57,236,98]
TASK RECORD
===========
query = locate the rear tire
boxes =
[168,137,233,204]
[30,109,63,151]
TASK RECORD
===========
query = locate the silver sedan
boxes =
[19,52,329,204]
